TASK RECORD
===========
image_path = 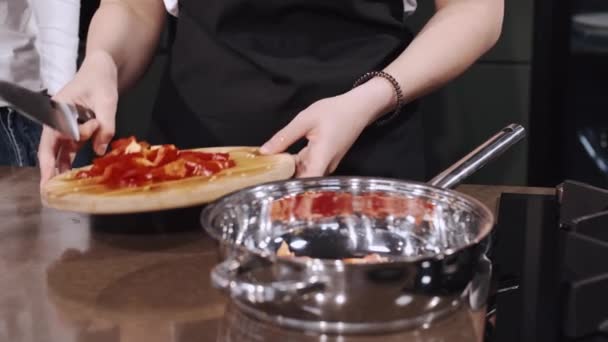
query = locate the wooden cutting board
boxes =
[41,147,295,214]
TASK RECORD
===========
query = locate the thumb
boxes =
[295,143,332,178]
[260,114,311,155]
[38,128,60,187]
[91,95,117,156]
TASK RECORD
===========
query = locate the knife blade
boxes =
[0,80,95,140]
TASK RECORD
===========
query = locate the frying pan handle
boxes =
[428,123,526,189]
[211,258,326,303]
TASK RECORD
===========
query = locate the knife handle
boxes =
[69,103,96,124]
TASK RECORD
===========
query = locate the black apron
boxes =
[149,0,425,180]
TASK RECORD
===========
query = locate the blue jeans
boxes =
[0,107,42,167]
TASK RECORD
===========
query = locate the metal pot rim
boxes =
[201,176,494,266]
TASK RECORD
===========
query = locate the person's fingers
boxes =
[260,114,312,154]
[326,148,351,175]
[78,119,100,142]
[91,94,117,156]
[293,146,309,177]
[57,120,101,174]
[56,145,72,175]
[38,127,60,186]
[327,157,342,175]
[295,143,332,178]
[39,119,101,188]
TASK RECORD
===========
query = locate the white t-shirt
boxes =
[0,0,79,106]
[163,0,418,17]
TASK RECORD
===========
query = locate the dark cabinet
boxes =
[408,0,534,185]
[527,0,608,188]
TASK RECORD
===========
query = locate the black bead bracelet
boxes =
[352,71,405,126]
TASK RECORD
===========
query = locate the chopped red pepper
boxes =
[75,137,236,188]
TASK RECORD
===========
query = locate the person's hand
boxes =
[260,79,395,177]
[38,51,119,187]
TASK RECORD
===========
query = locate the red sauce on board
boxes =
[75,137,236,188]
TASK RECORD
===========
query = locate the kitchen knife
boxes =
[0,80,95,140]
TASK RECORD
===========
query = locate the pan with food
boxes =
[201,124,524,334]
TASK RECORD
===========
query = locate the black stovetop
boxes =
[488,181,608,342]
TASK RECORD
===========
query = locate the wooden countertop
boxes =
[0,167,554,342]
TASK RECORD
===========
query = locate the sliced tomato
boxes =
[151,145,179,166]
[160,159,189,179]
[110,136,136,151]
[75,138,236,188]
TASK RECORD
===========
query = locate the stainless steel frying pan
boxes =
[201,124,525,334]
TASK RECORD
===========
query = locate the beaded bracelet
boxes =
[352,71,405,126]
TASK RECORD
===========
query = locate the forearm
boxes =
[85,0,166,92]
[354,0,504,123]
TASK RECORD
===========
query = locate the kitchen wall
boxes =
[406,0,534,185]
[113,2,535,185]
